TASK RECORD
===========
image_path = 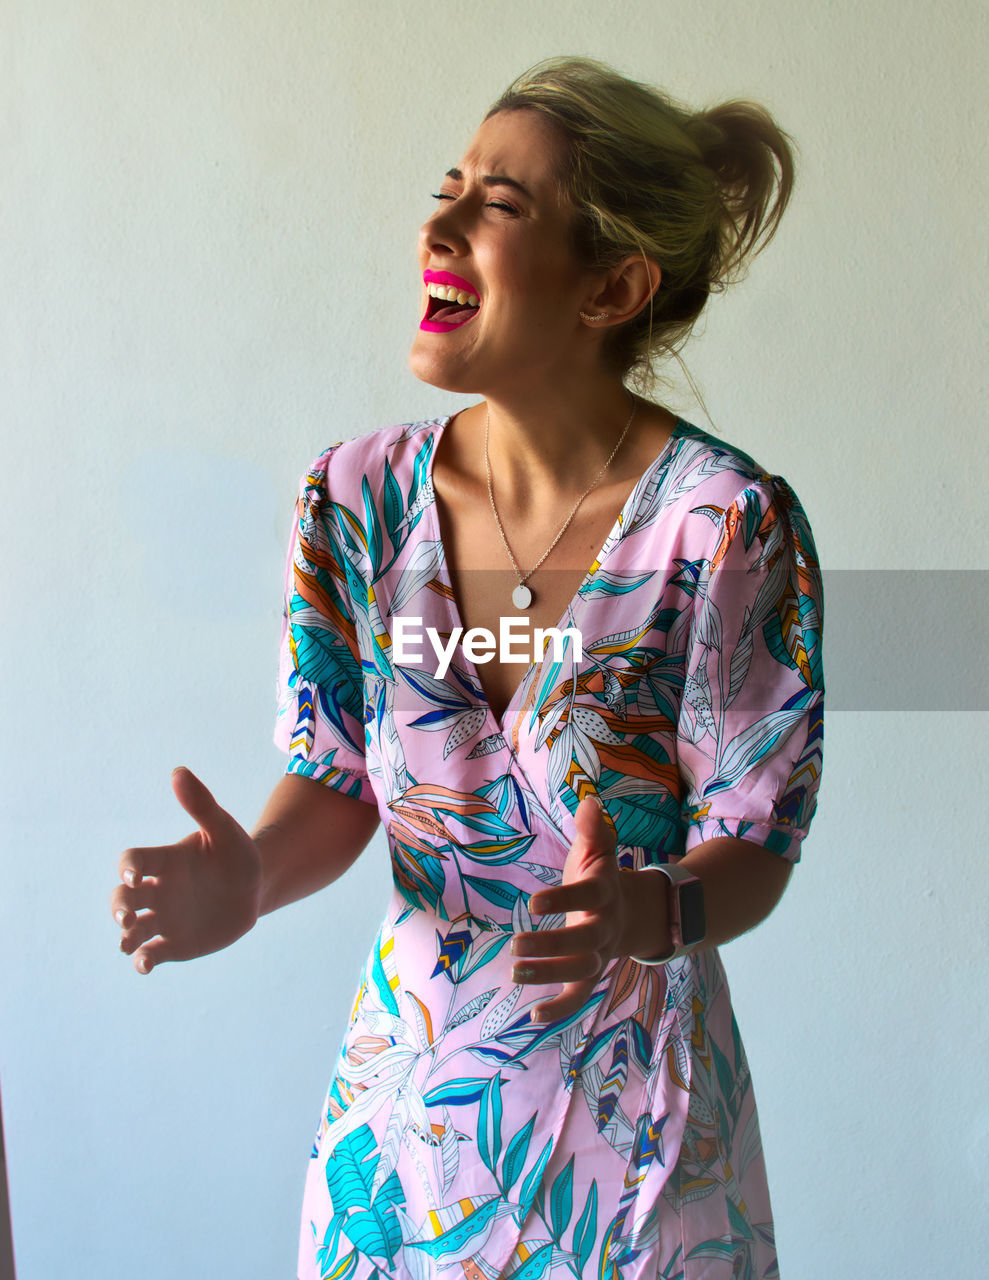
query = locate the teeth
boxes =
[426,282,479,307]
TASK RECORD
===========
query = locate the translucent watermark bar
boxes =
[819,570,986,711]
[371,568,985,712]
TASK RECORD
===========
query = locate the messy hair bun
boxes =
[487,58,796,383]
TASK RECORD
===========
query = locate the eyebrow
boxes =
[445,167,533,198]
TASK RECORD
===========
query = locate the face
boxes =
[409,109,601,396]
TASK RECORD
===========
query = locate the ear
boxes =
[579,254,662,327]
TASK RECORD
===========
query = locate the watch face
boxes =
[678,880,706,946]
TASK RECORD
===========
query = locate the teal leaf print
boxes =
[382,457,403,552]
[450,805,534,840]
[477,1073,504,1173]
[391,840,447,915]
[370,940,399,1018]
[685,1237,736,1262]
[291,626,364,748]
[705,704,809,794]
[334,499,367,560]
[409,435,433,505]
[422,1078,491,1107]
[737,485,765,547]
[667,557,705,597]
[628,1017,653,1071]
[404,1195,505,1262]
[317,1245,358,1279]
[711,1038,737,1123]
[456,834,537,865]
[361,475,383,578]
[497,989,607,1063]
[315,1214,346,1276]
[503,1241,556,1278]
[727,1197,755,1241]
[581,568,656,598]
[468,1042,519,1067]
[324,1124,404,1267]
[480,771,530,829]
[598,1211,623,1279]
[573,1178,598,1274]
[502,1113,536,1190]
[549,1155,575,1238]
[464,874,524,913]
[518,1138,554,1220]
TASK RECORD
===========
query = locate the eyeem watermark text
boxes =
[393,616,583,678]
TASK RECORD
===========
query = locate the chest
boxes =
[432,479,634,725]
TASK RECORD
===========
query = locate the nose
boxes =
[418,201,468,260]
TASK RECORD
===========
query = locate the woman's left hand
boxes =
[511,796,645,1023]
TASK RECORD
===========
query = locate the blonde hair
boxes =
[487,57,796,387]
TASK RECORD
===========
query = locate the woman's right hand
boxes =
[111,767,263,975]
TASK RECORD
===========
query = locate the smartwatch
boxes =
[631,863,707,965]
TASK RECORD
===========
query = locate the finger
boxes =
[118,846,169,888]
[575,794,616,843]
[171,766,225,833]
[120,911,161,955]
[512,952,601,987]
[120,911,161,952]
[530,979,596,1024]
[512,920,604,958]
[132,934,176,975]
[110,883,157,926]
[530,880,610,916]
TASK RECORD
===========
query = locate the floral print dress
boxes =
[274,415,824,1280]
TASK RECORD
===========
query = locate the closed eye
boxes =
[430,193,519,216]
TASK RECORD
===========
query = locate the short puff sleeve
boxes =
[677,476,824,860]
[273,443,377,804]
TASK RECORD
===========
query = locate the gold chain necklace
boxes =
[484,396,637,610]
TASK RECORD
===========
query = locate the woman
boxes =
[112,58,823,1280]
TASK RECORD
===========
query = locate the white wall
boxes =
[2,2,986,1276]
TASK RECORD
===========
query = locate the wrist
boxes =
[631,863,707,965]
[618,869,673,962]
[249,827,280,917]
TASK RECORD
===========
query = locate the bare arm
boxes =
[251,773,381,916]
[112,767,380,973]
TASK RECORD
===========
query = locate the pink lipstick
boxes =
[424,269,479,294]
[420,269,481,332]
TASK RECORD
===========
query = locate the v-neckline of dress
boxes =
[424,413,687,738]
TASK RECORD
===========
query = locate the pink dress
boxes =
[274,415,824,1280]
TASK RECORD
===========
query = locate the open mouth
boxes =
[421,270,481,331]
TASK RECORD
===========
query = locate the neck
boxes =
[480,376,638,499]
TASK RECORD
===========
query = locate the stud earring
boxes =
[580,310,609,322]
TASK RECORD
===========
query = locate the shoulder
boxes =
[664,419,818,557]
[297,417,448,505]
[667,419,775,500]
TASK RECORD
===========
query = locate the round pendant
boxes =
[512,583,533,610]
